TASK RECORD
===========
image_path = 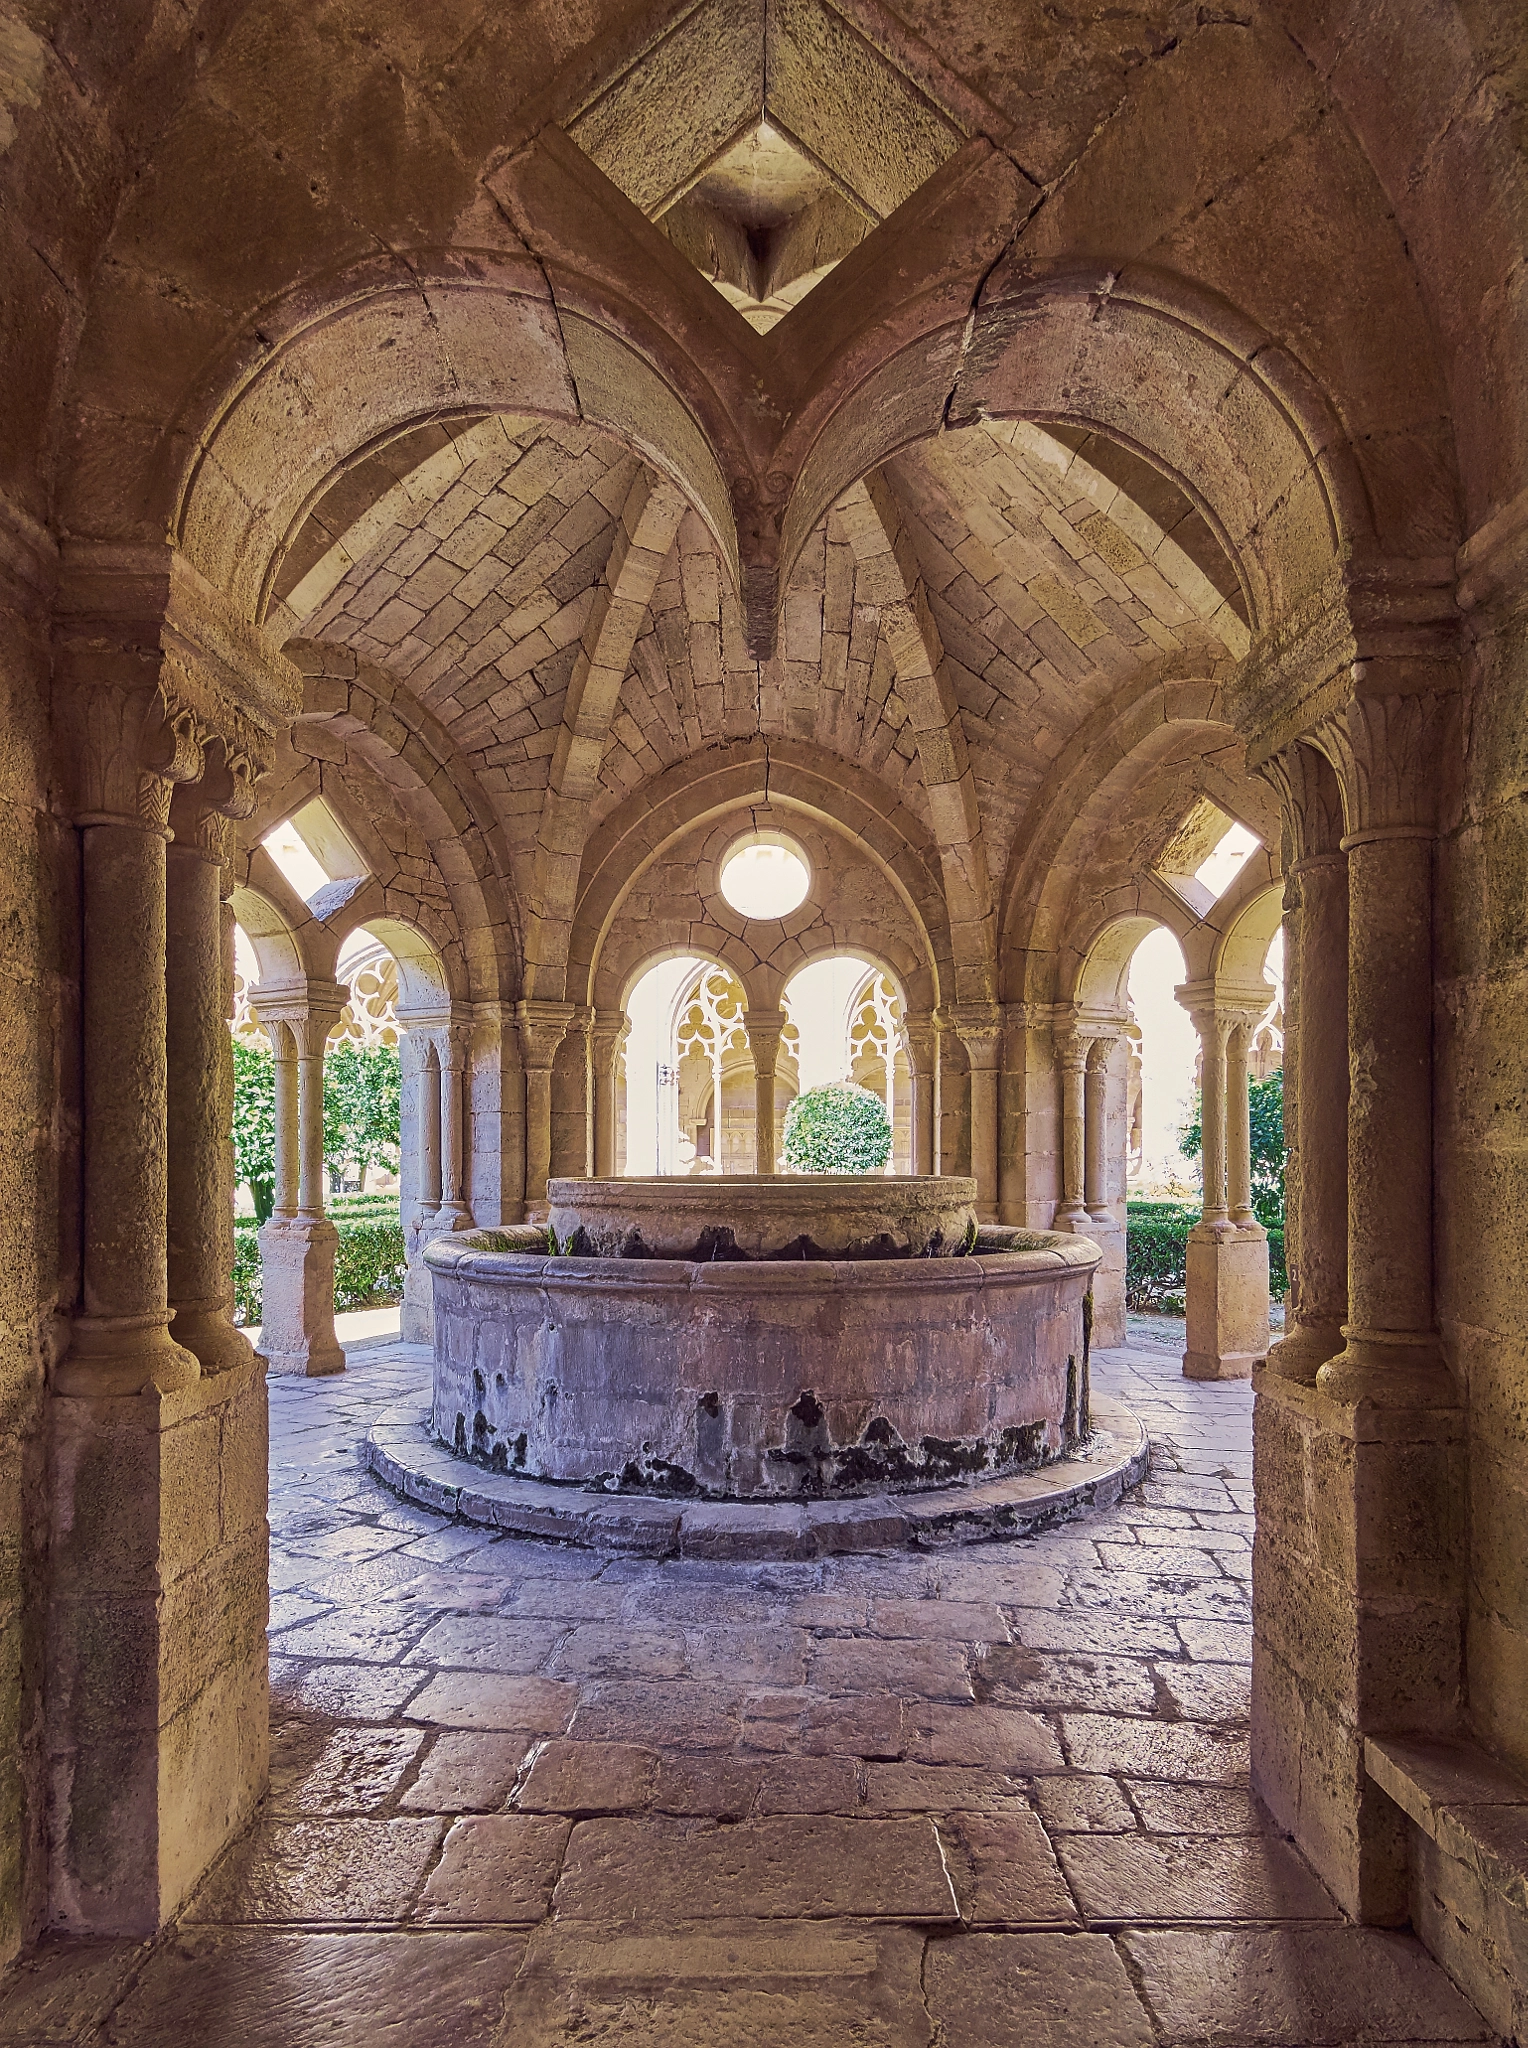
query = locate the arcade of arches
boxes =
[1,0,1526,2036]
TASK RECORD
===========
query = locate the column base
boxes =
[1316,1330,1458,1411]
[47,1355,269,1934]
[1182,1225,1270,1381]
[1251,1368,1464,1922]
[1082,1216,1126,1347]
[55,1311,200,1397]
[254,1219,345,1377]
[171,1304,257,1378]
[1265,1314,1345,1387]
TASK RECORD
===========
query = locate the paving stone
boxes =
[404,1673,578,1732]
[186,1819,447,1924]
[1123,1781,1270,1835]
[270,1658,431,1722]
[549,1623,687,1678]
[514,1737,658,1815]
[869,1597,1010,1640]
[924,1930,1155,2046]
[1006,1610,1182,1658]
[415,1815,571,1922]
[903,1703,1065,1770]
[0,1937,143,2046]
[1122,1926,1492,2041]
[975,1644,1160,1714]
[404,1615,571,1673]
[99,1929,528,2048]
[554,1816,959,1923]
[862,1763,1028,1813]
[271,1609,431,1663]
[940,1811,1078,1926]
[1032,1773,1138,1834]
[1061,1571,1251,1620]
[1059,1831,1339,1923]
[567,1680,741,1748]
[1177,1617,1254,1663]
[1157,1661,1252,1723]
[1060,1715,1250,1785]
[683,1625,810,1685]
[400,1731,540,1812]
[651,1754,763,1818]
[754,1756,863,1813]
[269,1726,426,1815]
[806,1636,975,1700]
[504,1921,931,2046]
[791,1693,906,1758]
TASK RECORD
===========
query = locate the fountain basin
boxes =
[426,1211,1101,1500]
[546,1174,978,1261]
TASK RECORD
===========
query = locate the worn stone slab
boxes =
[503,1921,932,2046]
[400,1731,540,1813]
[415,1815,571,1923]
[925,1931,1156,2046]
[0,1937,143,2045]
[1031,1774,1138,1834]
[1060,1715,1250,1785]
[185,1818,447,1924]
[514,1738,659,1816]
[554,1815,959,1923]
[940,1811,1078,1926]
[269,1727,426,1816]
[1123,1781,1269,1836]
[1122,1927,1492,2041]
[403,1673,578,1734]
[98,1928,529,2048]
[1058,1832,1338,1923]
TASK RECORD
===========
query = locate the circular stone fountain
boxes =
[362,1176,1146,1554]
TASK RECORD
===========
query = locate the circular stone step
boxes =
[361,1400,1149,1560]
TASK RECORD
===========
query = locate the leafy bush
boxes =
[324,1044,402,1189]
[230,1212,408,1325]
[1181,1068,1286,1228]
[1125,1200,1195,1309]
[782,1083,892,1174]
[232,1041,277,1223]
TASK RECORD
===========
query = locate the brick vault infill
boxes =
[361,1399,1149,1561]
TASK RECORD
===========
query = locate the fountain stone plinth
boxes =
[426,1176,1102,1502]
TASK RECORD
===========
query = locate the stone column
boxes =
[271,1023,299,1218]
[743,1009,787,1174]
[396,1015,444,1343]
[517,999,574,1215]
[59,689,205,1398]
[904,1015,938,1175]
[1178,984,1270,1380]
[590,1010,630,1177]
[951,1003,1002,1218]
[252,982,347,1376]
[1082,1031,1128,1345]
[1226,1018,1258,1227]
[1250,694,1462,1925]
[435,1020,473,1227]
[48,641,272,1938]
[1053,1027,1091,1229]
[165,784,256,1378]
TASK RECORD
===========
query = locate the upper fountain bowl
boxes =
[545,1175,978,1262]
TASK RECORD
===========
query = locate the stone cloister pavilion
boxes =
[1,0,1526,2037]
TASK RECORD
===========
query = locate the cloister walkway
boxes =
[1,1329,1487,2046]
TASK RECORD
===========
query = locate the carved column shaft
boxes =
[743,1009,786,1175]
[950,1004,1002,1218]
[589,1011,630,1178]
[1226,1019,1257,1226]
[1084,1038,1115,1221]
[437,1025,471,1222]
[904,1019,937,1176]
[271,1025,299,1217]
[517,1000,574,1213]
[1055,1034,1090,1228]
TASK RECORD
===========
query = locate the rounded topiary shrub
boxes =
[782,1083,892,1174]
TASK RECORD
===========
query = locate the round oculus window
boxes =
[719,833,811,920]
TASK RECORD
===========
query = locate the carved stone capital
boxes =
[69,683,205,834]
[588,1008,631,1078]
[1255,741,1346,864]
[251,978,349,1056]
[947,1001,1005,1071]
[742,1008,788,1077]
[516,998,576,1072]
[1311,691,1456,842]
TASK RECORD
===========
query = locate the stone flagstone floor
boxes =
[1,1320,1494,2046]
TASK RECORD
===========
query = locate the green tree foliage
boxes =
[1180,1067,1285,1226]
[231,1040,277,1223]
[782,1082,892,1174]
[324,1043,402,1191]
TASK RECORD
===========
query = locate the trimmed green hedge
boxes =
[1125,1200,1286,1311]
[231,1206,407,1325]
[782,1083,892,1173]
